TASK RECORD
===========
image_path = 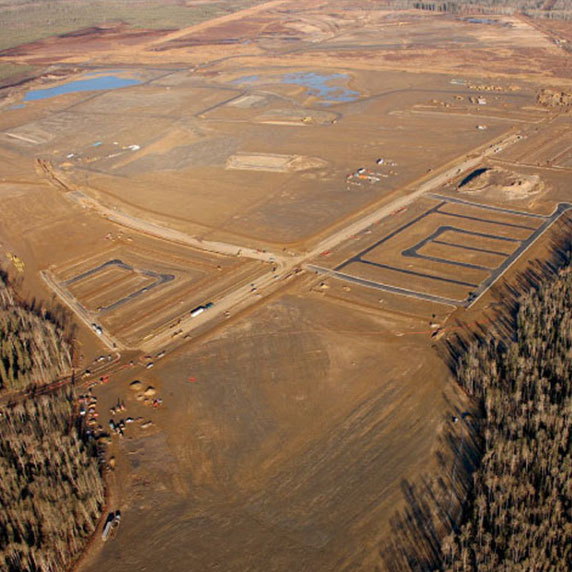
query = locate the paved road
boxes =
[428,193,549,219]
[312,197,572,308]
[306,265,463,307]
[467,202,572,307]
[62,258,175,313]
[402,225,521,272]
[41,270,122,351]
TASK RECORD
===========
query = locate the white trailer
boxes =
[102,520,113,541]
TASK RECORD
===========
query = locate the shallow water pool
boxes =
[24,74,142,102]
[233,71,359,104]
[281,72,359,103]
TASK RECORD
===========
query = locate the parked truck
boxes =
[190,302,214,318]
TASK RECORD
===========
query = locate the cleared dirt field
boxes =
[418,240,509,269]
[81,291,461,572]
[0,1,571,570]
[318,276,458,321]
[498,118,572,169]
[436,227,520,255]
[0,61,524,249]
[48,243,266,349]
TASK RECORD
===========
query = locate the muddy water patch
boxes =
[233,71,360,104]
[281,71,359,103]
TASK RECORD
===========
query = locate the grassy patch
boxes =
[0,62,39,83]
[0,0,262,51]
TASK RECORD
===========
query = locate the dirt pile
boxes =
[226,153,327,172]
[537,88,572,108]
[458,167,543,200]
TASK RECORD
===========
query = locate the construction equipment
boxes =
[6,253,24,273]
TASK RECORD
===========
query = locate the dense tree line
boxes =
[386,0,572,19]
[0,275,103,570]
[442,267,572,570]
[0,390,104,571]
[0,277,71,391]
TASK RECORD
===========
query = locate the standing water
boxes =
[23,74,142,102]
[233,71,360,104]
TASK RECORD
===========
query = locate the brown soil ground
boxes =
[0,1,571,570]
[81,289,463,572]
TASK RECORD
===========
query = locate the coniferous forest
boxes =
[442,267,572,570]
[0,276,104,572]
[0,277,71,391]
[387,0,572,20]
[0,391,104,571]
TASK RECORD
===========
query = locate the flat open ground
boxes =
[0,1,571,570]
[46,242,264,348]
[80,290,460,572]
[0,66,517,247]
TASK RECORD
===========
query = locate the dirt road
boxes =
[67,190,287,265]
[140,130,523,350]
[144,0,289,50]
[139,264,291,352]
[303,132,522,261]
[41,130,522,354]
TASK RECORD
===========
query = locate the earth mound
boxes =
[458,167,543,201]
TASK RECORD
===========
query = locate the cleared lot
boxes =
[0,1,570,571]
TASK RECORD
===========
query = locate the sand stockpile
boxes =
[226,153,327,172]
[458,167,544,201]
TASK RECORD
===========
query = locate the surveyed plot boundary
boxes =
[313,196,572,308]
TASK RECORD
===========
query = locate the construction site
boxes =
[1,1,571,570]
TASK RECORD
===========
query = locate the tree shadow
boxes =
[380,412,482,571]
[437,215,572,377]
[380,215,572,569]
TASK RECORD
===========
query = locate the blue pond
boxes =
[282,72,359,103]
[24,74,142,102]
[234,72,359,104]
